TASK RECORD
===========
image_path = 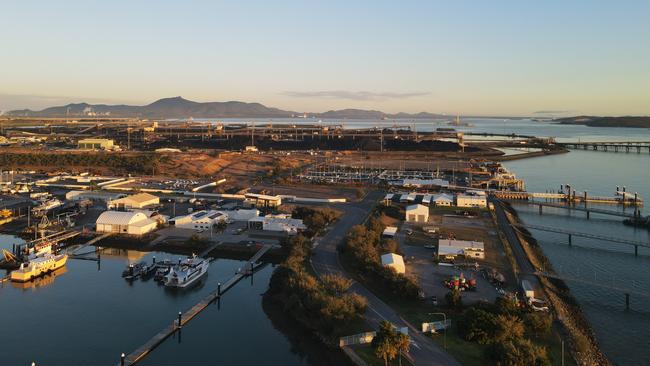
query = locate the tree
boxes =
[394,332,411,366]
[486,338,551,366]
[321,274,352,295]
[457,307,497,344]
[493,314,525,343]
[373,321,399,366]
[524,312,552,338]
[445,288,463,309]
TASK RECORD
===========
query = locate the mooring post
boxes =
[218,282,222,296]
[177,311,182,328]
[625,293,630,310]
[120,353,125,366]
[538,204,542,215]
[152,256,156,264]
[635,245,638,257]
[586,211,590,220]
[568,234,572,246]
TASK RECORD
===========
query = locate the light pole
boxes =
[428,312,447,349]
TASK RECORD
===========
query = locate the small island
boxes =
[555,116,650,128]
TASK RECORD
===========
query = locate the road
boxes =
[491,199,541,290]
[311,191,460,366]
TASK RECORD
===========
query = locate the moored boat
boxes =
[10,253,68,282]
[163,255,209,288]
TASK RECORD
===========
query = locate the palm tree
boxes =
[375,338,398,366]
[394,332,410,366]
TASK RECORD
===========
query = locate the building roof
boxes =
[120,192,159,204]
[381,253,405,267]
[382,226,398,236]
[96,211,149,225]
[433,193,454,202]
[406,203,428,212]
[438,239,485,255]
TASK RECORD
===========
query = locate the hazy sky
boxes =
[1,0,649,116]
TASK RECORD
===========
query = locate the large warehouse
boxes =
[108,193,160,210]
[405,204,429,223]
[95,211,158,235]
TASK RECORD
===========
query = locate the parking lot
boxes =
[402,244,499,305]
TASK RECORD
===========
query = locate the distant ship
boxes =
[10,252,68,282]
[163,255,209,288]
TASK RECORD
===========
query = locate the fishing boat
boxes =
[163,255,209,288]
[122,262,146,280]
[10,252,68,282]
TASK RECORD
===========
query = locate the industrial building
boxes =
[108,193,160,210]
[456,194,487,208]
[95,211,158,235]
[65,190,125,202]
[437,239,485,260]
[170,210,227,230]
[244,193,282,208]
[432,193,454,206]
[381,253,405,274]
[247,214,306,235]
[77,138,116,150]
[382,226,398,238]
[405,204,429,223]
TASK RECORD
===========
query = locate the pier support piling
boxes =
[568,234,572,246]
[177,311,182,328]
[538,204,542,215]
[120,353,125,366]
[586,211,590,219]
[625,293,630,310]
[217,282,221,296]
[635,245,638,257]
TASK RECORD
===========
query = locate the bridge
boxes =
[514,223,649,256]
[119,244,272,366]
[558,141,650,153]
[12,230,81,256]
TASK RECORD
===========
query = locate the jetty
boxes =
[120,244,272,366]
[514,223,649,256]
[558,140,650,154]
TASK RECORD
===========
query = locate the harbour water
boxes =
[0,245,312,366]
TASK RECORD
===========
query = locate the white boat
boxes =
[33,198,63,215]
[163,255,209,288]
[10,252,68,282]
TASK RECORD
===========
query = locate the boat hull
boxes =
[10,254,68,282]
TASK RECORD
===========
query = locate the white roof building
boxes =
[244,193,282,208]
[108,193,160,210]
[437,239,485,259]
[382,226,398,237]
[381,253,406,274]
[432,193,454,206]
[96,211,158,236]
[170,210,228,230]
[248,214,306,235]
[456,194,487,208]
[421,194,432,205]
[406,204,429,223]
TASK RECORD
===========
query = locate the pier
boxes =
[514,223,649,256]
[558,141,650,153]
[120,244,272,366]
[516,201,642,220]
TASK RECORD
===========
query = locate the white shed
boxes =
[96,211,158,236]
[432,193,454,206]
[406,204,429,223]
[381,253,406,274]
[108,193,160,210]
[456,194,487,208]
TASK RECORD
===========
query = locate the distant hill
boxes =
[4,96,446,120]
[555,116,650,128]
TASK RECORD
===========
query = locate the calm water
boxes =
[504,150,650,366]
[0,244,309,366]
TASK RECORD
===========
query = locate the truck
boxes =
[521,279,535,299]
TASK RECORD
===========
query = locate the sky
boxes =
[1,0,649,116]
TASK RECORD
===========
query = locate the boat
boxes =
[163,255,209,288]
[122,262,146,280]
[139,262,158,279]
[32,198,63,216]
[10,252,68,282]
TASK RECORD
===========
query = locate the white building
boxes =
[244,193,282,208]
[248,214,306,235]
[432,193,454,206]
[382,226,398,238]
[108,193,160,210]
[421,194,432,205]
[437,239,485,260]
[66,190,125,202]
[381,253,406,274]
[405,204,429,223]
[223,209,260,222]
[95,211,158,235]
[77,138,116,150]
[456,194,487,208]
[170,210,227,230]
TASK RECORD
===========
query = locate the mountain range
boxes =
[4,96,445,120]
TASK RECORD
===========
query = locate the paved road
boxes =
[491,199,541,290]
[311,191,460,366]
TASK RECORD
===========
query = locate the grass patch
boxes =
[353,345,415,366]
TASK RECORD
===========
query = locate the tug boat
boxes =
[10,252,68,282]
[163,255,209,288]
